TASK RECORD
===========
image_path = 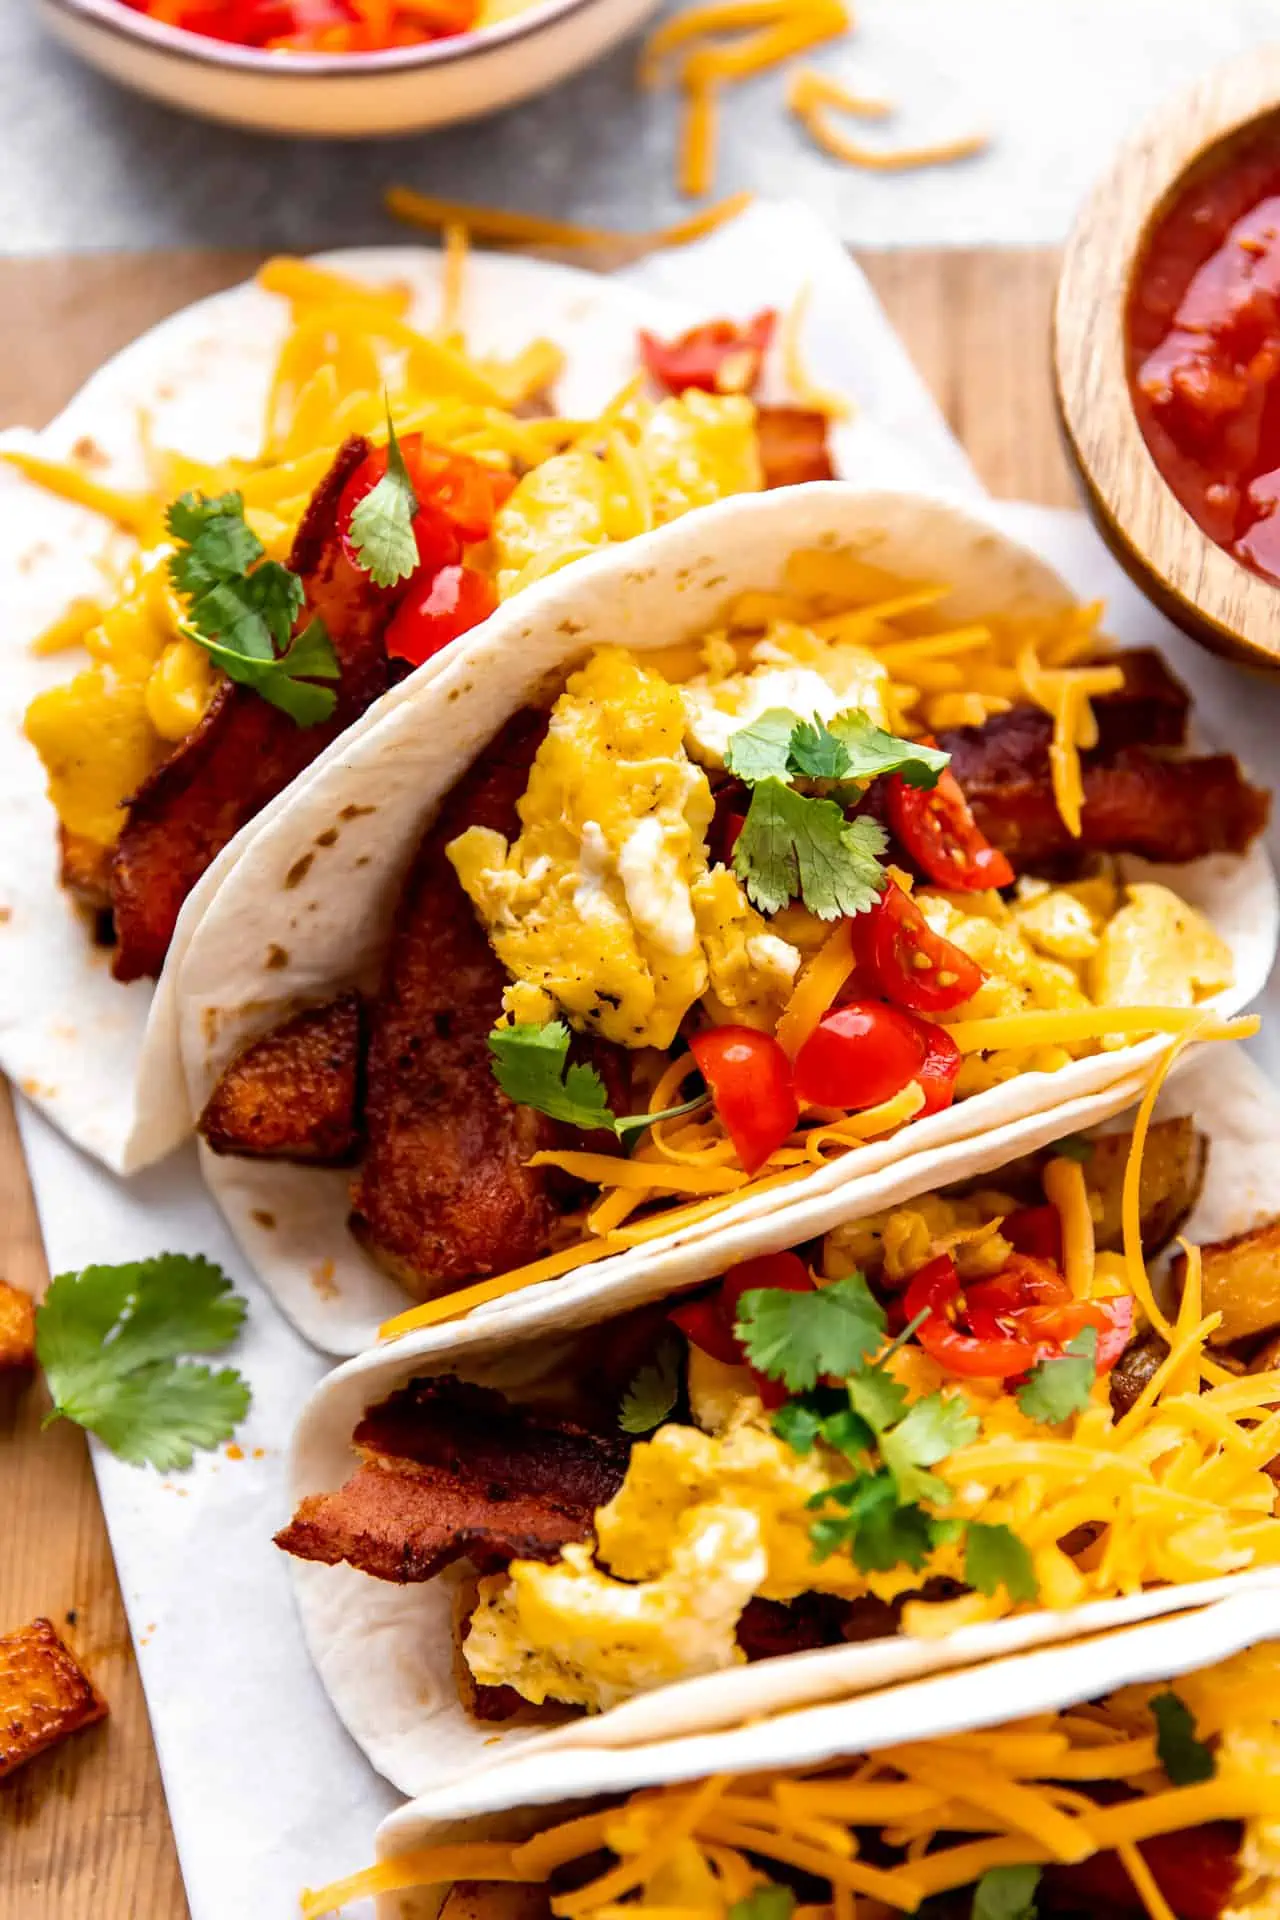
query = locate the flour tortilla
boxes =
[0,243,765,1174]
[281,1042,1280,1800]
[369,1594,1280,1920]
[175,484,1278,1351]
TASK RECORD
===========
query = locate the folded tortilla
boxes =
[281,1041,1280,1800]
[175,484,1278,1352]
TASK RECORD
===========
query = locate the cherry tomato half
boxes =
[689,1026,799,1175]
[904,1253,1042,1379]
[913,1017,962,1116]
[670,1295,740,1367]
[886,763,1015,893]
[384,564,496,667]
[793,1000,927,1111]
[638,310,777,397]
[857,883,986,1015]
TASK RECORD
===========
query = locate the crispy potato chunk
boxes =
[199,993,363,1166]
[0,1280,35,1372]
[1086,1116,1208,1257]
[1177,1218,1280,1347]
[0,1619,106,1778]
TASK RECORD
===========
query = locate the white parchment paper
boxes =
[10,199,1280,1919]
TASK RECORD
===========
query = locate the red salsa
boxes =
[1128,132,1280,585]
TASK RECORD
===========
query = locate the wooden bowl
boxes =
[1054,46,1280,670]
[37,0,658,137]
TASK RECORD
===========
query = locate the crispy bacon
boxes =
[109,438,392,982]
[1042,1825,1242,1920]
[199,993,363,1165]
[937,699,1269,869]
[755,406,835,489]
[348,710,566,1298]
[275,1376,630,1584]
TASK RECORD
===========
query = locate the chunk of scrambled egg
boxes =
[681,622,891,769]
[491,392,761,597]
[448,648,797,1048]
[24,553,215,849]
[1090,881,1235,1010]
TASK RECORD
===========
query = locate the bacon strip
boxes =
[348,710,566,1298]
[199,992,363,1165]
[755,406,835,488]
[110,437,391,981]
[275,1376,630,1583]
[938,698,1268,868]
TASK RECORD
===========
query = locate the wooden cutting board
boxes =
[0,244,1075,1920]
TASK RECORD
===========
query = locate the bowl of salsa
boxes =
[1055,46,1280,669]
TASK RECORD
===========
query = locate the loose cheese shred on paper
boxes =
[384,185,756,253]
[788,66,989,173]
[303,1645,1280,1920]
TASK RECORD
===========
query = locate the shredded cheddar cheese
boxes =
[384,186,756,253]
[788,67,990,173]
[303,1645,1280,1920]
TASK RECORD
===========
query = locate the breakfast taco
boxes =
[303,1578,1280,1920]
[275,1041,1280,1797]
[2,247,834,1173]
[175,485,1276,1352]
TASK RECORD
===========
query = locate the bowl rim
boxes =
[41,0,602,75]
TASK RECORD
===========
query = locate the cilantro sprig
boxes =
[489,1020,707,1139]
[35,1254,251,1470]
[724,705,947,920]
[737,1271,1035,1596]
[347,411,421,589]
[619,1332,683,1435]
[972,1865,1041,1920]
[167,491,339,726]
[1016,1327,1098,1426]
[1151,1690,1216,1785]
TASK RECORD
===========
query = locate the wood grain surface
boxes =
[0,242,1074,1918]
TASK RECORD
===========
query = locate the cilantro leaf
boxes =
[880,1391,979,1504]
[733,778,888,919]
[487,1021,707,1140]
[724,709,798,785]
[1050,1133,1094,1162]
[965,1522,1038,1603]
[788,716,852,780]
[619,1333,682,1435]
[846,1365,910,1436]
[729,1889,795,1920]
[828,712,950,789]
[35,1255,251,1470]
[1015,1327,1098,1426]
[347,412,421,589]
[735,1272,886,1393]
[167,488,339,727]
[972,1865,1041,1920]
[489,1020,613,1131]
[810,1471,938,1572]
[1151,1690,1216,1785]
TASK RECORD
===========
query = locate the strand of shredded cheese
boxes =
[788,68,989,171]
[384,186,755,252]
[1042,1155,1094,1299]
[780,285,854,421]
[943,1009,1257,1055]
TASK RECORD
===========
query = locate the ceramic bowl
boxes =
[38,0,658,136]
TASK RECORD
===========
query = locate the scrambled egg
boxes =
[825,1191,1019,1287]
[491,392,761,596]
[1090,880,1235,1010]
[448,648,797,1048]
[680,621,891,770]
[24,553,214,849]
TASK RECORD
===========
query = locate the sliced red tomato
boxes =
[673,1253,813,1408]
[904,1253,1042,1378]
[384,564,496,667]
[689,1027,799,1176]
[912,1017,962,1116]
[1002,1203,1064,1264]
[857,883,986,1015]
[885,761,1015,893]
[638,310,777,397]
[793,1000,927,1111]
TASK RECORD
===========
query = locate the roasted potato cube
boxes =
[0,1619,106,1778]
[1085,1116,1207,1258]
[0,1279,35,1372]
[1175,1218,1280,1347]
[199,993,363,1166]
[441,1885,551,1920]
